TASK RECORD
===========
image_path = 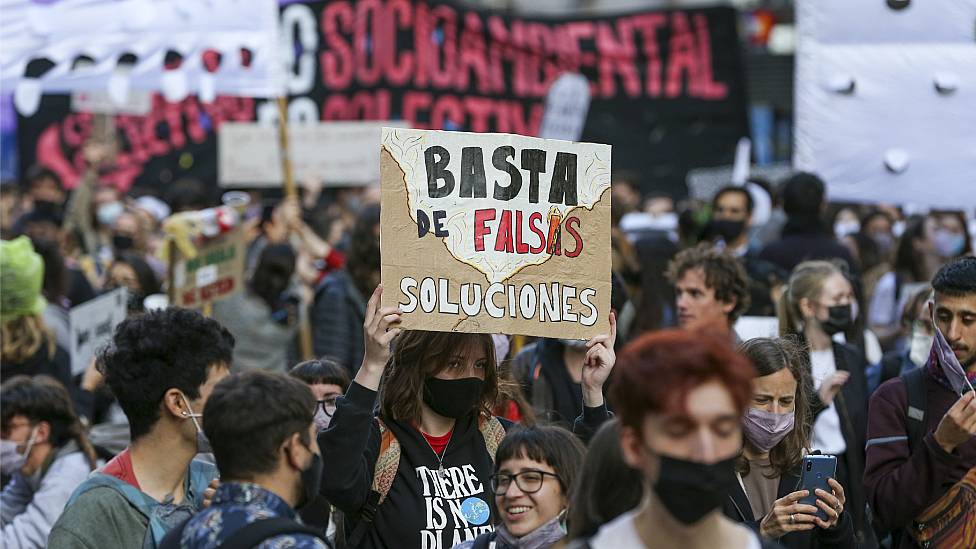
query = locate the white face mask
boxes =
[834,220,860,239]
[0,426,38,476]
[909,331,934,368]
[180,394,212,454]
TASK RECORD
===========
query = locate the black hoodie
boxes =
[320,382,607,549]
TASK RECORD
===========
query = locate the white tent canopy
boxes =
[2,0,282,115]
[793,0,976,209]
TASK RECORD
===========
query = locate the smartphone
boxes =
[799,454,837,521]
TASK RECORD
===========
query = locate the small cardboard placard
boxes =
[380,127,612,339]
[219,121,407,187]
[69,287,128,376]
[172,229,246,309]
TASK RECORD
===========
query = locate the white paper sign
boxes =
[734,316,781,343]
[69,288,128,376]
[219,121,408,187]
[72,90,152,115]
[538,73,591,142]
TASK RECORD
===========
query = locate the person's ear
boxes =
[162,389,189,419]
[34,421,51,445]
[799,297,816,319]
[618,425,645,470]
[282,432,306,471]
[722,296,736,316]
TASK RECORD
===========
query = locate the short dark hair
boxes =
[289,357,351,393]
[713,186,754,215]
[111,252,161,296]
[781,172,825,217]
[204,370,315,480]
[611,330,755,435]
[494,425,585,498]
[932,256,976,298]
[666,244,751,322]
[22,165,63,193]
[98,308,234,441]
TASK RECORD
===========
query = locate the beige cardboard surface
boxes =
[380,127,611,339]
[173,229,246,309]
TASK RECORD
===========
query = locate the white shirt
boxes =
[809,349,848,455]
[589,510,762,549]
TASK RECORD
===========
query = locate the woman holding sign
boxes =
[319,286,615,549]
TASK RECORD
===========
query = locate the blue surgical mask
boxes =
[933,230,966,258]
[97,201,124,227]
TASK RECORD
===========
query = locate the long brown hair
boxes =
[378,330,499,422]
[0,375,99,471]
[737,337,814,478]
[1,315,56,364]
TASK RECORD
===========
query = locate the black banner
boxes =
[17,0,747,197]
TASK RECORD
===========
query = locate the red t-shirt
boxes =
[420,429,453,456]
[101,448,141,490]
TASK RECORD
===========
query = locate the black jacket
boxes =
[321,382,608,549]
[723,466,857,549]
[511,340,585,429]
[310,270,367,375]
[759,222,858,276]
[807,342,870,542]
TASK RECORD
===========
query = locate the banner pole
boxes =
[276,96,297,199]
[278,96,314,360]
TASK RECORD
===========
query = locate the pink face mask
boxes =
[930,308,976,395]
[742,408,795,453]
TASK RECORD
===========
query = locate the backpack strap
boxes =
[346,418,399,548]
[372,418,401,505]
[901,367,928,453]
[219,517,330,549]
[479,416,506,463]
[157,516,193,549]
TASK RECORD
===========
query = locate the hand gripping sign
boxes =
[380,128,611,339]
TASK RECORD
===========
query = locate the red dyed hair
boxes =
[610,330,755,433]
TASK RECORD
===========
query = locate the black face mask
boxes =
[653,454,739,524]
[297,451,323,510]
[423,377,484,419]
[710,219,747,244]
[821,304,853,335]
[112,234,135,251]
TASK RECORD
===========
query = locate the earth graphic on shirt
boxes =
[461,497,490,525]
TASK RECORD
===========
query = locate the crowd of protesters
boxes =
[1,156,975,549]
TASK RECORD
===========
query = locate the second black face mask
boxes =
[653,454,739,525]
[822,304,853,335]
[423,377,485,419]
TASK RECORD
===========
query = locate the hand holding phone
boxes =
[799,454,845,528]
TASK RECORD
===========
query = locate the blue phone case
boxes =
[799,455,837,521]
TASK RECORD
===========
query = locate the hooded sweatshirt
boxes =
[320,382,502,549]
[320,382,608,549]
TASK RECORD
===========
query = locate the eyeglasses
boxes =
[315,397,338,418]
[489,470,560,495]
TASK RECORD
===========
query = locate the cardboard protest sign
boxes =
[380,127,611,339]
[219,121,407,187]
[69,287,127,376]
[172,228,246,309]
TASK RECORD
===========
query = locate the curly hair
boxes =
[98,307,234,441]
[666,243,751,322]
